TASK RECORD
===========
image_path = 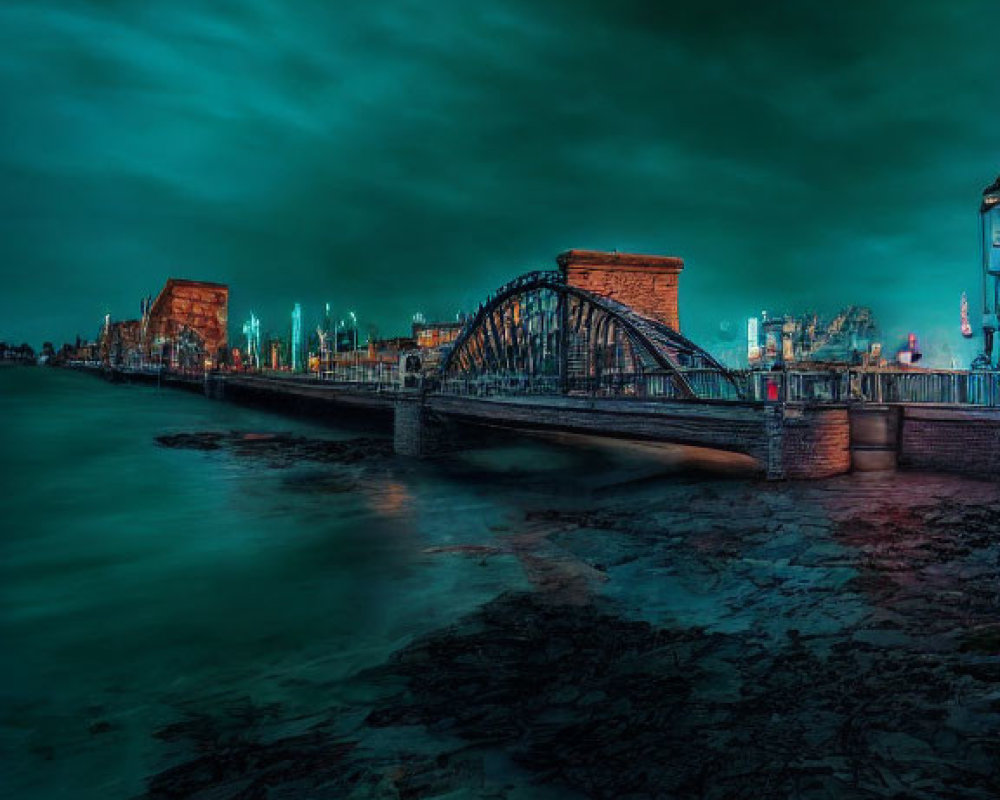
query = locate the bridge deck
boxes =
[223,375,397,411]
[427,393,771,454]
[78,368,999,480]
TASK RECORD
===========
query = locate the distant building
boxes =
[145,279,229,368]
[99,278,229,369]
[412,319,463,350]
[50,338,99,365]
[0,342,36,363]
[369,336,416,359]
[746,317,760,362]
[748,307,880,368]
[101,319,144,367]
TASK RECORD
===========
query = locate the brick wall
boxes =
[147,279,229,360]
[427,396,855,479]
[899,407,1000,477]
[557,250,684,330]
[780,406,852,479]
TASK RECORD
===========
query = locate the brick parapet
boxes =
[898,406,1000,477]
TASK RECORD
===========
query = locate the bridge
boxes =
[90,249,1000,481]
[389,263,840,480]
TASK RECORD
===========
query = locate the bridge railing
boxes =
[850,369,1000,406]
[434,368,1000,406]
[251,363,401,392]
[435,370,743,401]
[735,370,851,403]
[740,369,1000,406]
[113,362,1000,407]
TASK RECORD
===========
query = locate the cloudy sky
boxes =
[1,0,997,365]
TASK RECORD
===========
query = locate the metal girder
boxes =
[439,271,740,399]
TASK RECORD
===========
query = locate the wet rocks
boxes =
[141,474,1000,799]
[155,432,393,466]
[358,589,1000,799]
[155,432,226,450]
[147,705,358,799]
[364,592,706,795]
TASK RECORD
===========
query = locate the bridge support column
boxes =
[394,394,457,457]
[849,405,899,472]
[763,404,852,480]
[764,404,785,480]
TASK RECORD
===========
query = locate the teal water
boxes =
[0,368,546,798]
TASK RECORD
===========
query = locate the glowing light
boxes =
[242,312,260,368]
[291,303,302,371]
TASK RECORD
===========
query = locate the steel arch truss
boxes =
[439,271,741,400]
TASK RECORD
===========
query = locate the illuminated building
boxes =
[144,279,229,368]
[412,319,464,349]
[747,307,879,368]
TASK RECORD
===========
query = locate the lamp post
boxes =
[291,303,302,373]
[335,319,343,381]
[349,311,358,380]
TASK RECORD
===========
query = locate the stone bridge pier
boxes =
[393,394,471,457]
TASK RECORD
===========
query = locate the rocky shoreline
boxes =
[140,448,1000,799]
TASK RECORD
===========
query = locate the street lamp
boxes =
[335,319,344,380]
[349,311,358,378]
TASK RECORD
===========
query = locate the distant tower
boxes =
[747,317,760,362]
[242,312,260,369]
[976,175,1000,368]
[291,303,302,371]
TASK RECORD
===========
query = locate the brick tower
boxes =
[557,249,684,330]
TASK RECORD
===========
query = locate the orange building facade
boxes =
[145,279,229,367]
[100,278,229,369]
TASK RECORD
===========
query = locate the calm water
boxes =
[0,368,537,797]
[2,367,998,799]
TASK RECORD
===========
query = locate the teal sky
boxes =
[0,1,997,366]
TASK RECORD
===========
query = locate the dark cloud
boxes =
[0,0,997,365]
